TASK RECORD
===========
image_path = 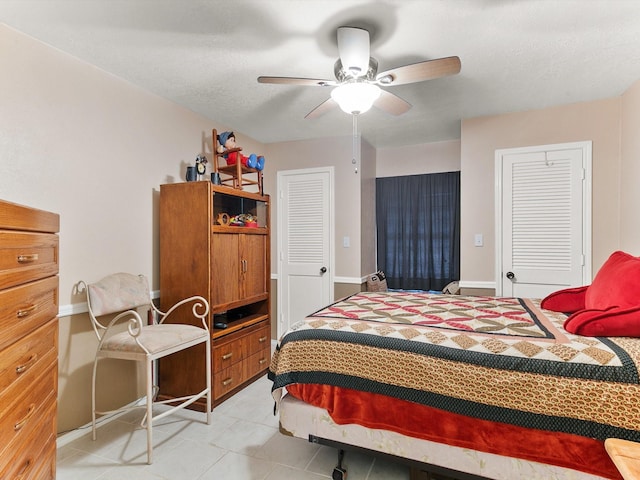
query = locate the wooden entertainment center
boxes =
[158,181,270,409]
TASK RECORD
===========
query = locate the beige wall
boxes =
[360,139,377,276]
[620,79,640,254]
[460,98,622,285]
[0,24,256,432]
[376,140,461,177]
[263,136,371,281]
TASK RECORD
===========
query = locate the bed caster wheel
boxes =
[332,449,347,479]
[332,466,347,480]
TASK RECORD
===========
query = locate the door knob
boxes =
[320,267,327,274]
[506,271,515,280]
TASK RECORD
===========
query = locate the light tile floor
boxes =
[56,374,412,480]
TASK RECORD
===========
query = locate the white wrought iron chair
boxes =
[80,272,211,464]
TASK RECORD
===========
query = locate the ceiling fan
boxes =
[258,26,461,119]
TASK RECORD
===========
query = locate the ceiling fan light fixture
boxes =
[331,82,381,115]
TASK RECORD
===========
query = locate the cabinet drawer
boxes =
[213,362,244,399]
[244,348,270,380]
[0,231,58,290]
[245,325,270,355]
[0,276,58,351]
[0,401,56,480]
[0,361,57,459]
[212,339,244,372]
[31,436,57,480]
[0,319,58,397]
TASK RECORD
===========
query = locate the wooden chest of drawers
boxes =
[0,199,59,480]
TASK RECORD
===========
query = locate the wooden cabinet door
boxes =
[211,234,241,306]
[241,234,267,299]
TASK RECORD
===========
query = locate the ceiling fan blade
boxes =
[376,56,461,86]
[374,90,412,116]
[337,27,370,77]
[258,76,336,87]
[305,98,338,119]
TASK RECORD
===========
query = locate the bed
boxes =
[268,290,640,480]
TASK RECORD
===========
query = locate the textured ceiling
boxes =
[2,0,640,148]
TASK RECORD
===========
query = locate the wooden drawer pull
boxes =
[17,304,37,318]
[17,254,39,263]
[15,458,32,480]
[14,403,36,431]
[221,352,233,360]
[259,358,267,365]
[258,336,267,343]
[222,378,233,386]
[16,354,38,374]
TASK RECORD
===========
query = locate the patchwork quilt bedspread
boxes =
[269,291,640,442]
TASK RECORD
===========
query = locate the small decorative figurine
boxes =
[195,154,208,177]
[216,131,265,171]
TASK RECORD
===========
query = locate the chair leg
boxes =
[206,337,212,422]
[91,358,99,441]
[146,357,153,464]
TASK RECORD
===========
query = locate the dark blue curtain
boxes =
[376,172,460,291]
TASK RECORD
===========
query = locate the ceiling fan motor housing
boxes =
[334,57,378,83]
[336,26,370,76]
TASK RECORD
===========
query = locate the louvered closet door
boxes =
[500,145,588,298]
[278,168,332,337]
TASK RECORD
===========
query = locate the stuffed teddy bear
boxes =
[216,131,265,171]
[541,250,640,336]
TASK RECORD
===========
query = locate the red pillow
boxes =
[540,285,587,313]
[585,251,640,310]
[564,306,640,336]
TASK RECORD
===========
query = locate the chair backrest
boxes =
[86,272,151,317]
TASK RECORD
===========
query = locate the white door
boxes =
[277,167,333,338]
[496,142,592,298]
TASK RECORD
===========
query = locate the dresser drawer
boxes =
[0,361,57,459]
[212,338,244,372]
[213,362,244,399]
[0,400,56,480]
[244,347,270,379]
[0,231,59,290]
[245,325,270,356]
[0,319,58,397]
[30,435,57,480]
[0,276,58,351]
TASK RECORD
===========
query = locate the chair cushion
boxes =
[88,273,150,316]
[101,324,208,355]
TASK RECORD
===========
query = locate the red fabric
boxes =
[564,306,640,336]
[542,251,640,337]
[586,251,640,310]
[286,383,621,479]
[540,285,588,313]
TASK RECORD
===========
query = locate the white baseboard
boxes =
[458,280,496,290]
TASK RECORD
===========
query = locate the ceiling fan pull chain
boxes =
[352,113,358,174]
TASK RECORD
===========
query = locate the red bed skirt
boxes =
[286,383,621,479]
